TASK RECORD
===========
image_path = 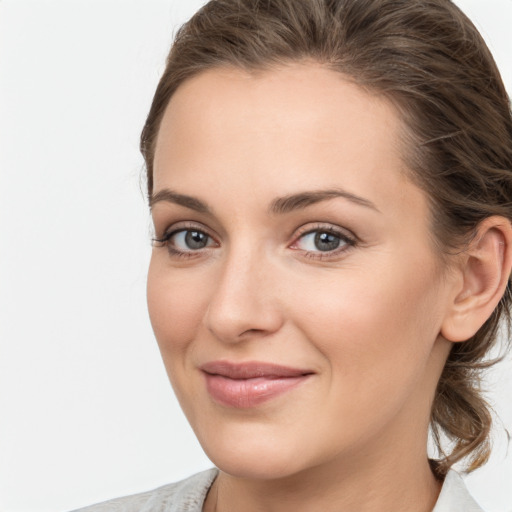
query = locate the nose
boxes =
[203,245,284,344]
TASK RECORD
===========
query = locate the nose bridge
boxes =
[204,239,282,342]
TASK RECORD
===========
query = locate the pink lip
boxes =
[200,361,314,408]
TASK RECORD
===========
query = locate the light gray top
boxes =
[72,467,484,512]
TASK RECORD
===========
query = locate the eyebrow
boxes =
[150,189,212,213]
[149,187,379,214]
[269,188,380,214]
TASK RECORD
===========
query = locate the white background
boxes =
[1,1,511,511]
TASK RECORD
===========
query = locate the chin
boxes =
[211,454,306,481]
[199,428,313,480]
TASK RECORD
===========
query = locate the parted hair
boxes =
[141,0,512,475]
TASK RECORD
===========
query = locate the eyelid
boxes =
[153,221,215,242]
[152,222,220,258]
[289,223,358,259]
[290,223,357,245]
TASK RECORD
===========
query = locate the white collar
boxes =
[432,469,484,511]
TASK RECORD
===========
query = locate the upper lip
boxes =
[200,361,314,379]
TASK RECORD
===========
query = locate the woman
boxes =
[76,0,512,510]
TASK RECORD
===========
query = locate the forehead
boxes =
[153,63,424,220]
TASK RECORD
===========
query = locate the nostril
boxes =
[240,328,265,336]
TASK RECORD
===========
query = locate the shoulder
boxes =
[432,469,485,512]
[70,468,219,512]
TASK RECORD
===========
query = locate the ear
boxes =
[441,216,512,343]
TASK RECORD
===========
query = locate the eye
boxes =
[290,226,356,258]
[296,231,343,252]
[153,226,217,257]
[171,229,213,251]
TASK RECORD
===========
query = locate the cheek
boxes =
[291,260,444,397]
[147,256,208,359]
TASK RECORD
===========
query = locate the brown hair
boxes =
[141,0,512,475]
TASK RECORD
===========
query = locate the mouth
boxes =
[200,361,314,408]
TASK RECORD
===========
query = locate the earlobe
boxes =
[441,216,512,343]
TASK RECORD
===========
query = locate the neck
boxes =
[207,458,440,512]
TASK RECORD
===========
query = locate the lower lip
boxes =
[204,374,310,408]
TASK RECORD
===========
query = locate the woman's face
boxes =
[148,64,455,479]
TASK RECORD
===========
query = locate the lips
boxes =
[200,361,314,408]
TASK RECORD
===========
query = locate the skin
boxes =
[147,63,512,512]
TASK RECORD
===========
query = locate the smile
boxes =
[200,361,314,408]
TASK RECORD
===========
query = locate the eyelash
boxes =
[152,222,217,260]
[152,223,357,261]
[292,224,357,260]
